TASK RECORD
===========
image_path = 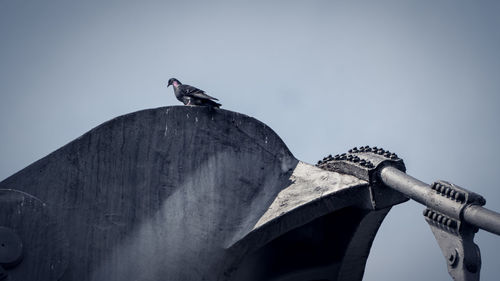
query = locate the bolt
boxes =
[427,210,434,218]
[423,209,430,216]
[448,249,458,267]
[437,214,443,223]
[455,192,465,202]
[445,188,452,197]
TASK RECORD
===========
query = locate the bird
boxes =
[167,78,221,108]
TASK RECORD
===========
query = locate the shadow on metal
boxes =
[0,107,407,281]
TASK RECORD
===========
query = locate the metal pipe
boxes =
[379,166,500,236]
[463,205,500,236]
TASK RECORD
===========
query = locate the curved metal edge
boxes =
[223,162,405,280]
[336,207,392,281]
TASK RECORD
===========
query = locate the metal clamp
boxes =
[316,146,408,210]
[318,146,500,281]
[423,181,485,281]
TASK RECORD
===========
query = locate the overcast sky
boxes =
[1,1,500,280]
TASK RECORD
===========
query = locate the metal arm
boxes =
[380,166,500,236]
[317,146,500,281]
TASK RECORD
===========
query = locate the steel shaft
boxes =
[380,166,500,236]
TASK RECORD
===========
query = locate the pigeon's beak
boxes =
[167,82,171,87]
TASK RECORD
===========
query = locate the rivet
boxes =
[450,190,456,198]
[448,249,458,267]
[428,210,434,218]
[445,188,452,197]
[437,215,443,223]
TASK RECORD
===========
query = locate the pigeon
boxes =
[167,78,221,108]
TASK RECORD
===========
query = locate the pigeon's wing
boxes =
[180,84,219,101]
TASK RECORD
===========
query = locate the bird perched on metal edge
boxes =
[167,78,221,108]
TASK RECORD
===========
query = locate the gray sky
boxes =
[1,0,500,280]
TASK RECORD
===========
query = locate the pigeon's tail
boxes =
[203,99,221,108]
[211,100,222,108]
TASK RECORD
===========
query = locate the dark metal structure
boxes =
[0,106,499,281]
[317,146,500,281]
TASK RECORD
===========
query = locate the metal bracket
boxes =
[317,146,408,209]
[424,180,485,281]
